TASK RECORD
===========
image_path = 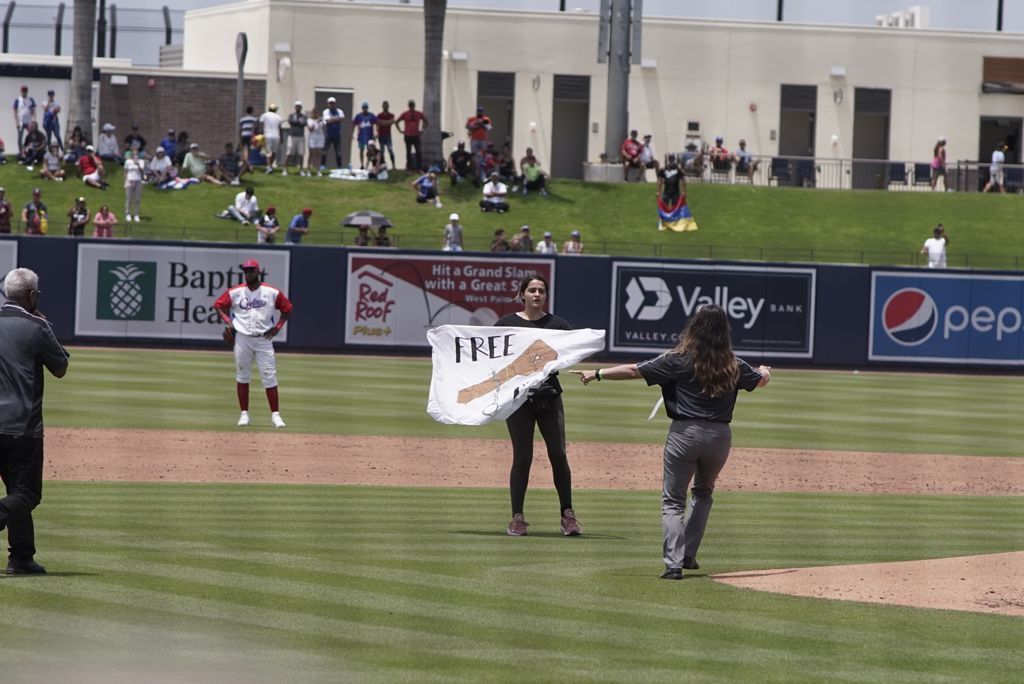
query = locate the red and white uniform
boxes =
[214,282,293,387]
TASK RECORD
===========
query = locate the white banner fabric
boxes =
[427,324,606,426]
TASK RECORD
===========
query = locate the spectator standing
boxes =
[18,122,46,168]
[733,139,759,183]
[77,146,108,189]
[92,205,118,238]
[257,207,280,244]
[621,129,643,180]
[448,141,475,186]
[517,225,534,252]
[124,123,147,158]
[322,96,346,169]
[122,151,144,223]
[21,188,47,235]
[286,208,313,245]
[41,90,62,152]
[490,228,511,252]
[480,172,510,213]
[442,213,463,252]
[285,101,308,176]
[219,186,259,225]
[412,171,442,207]
[536,230,557,254]
[238,106,258,161]
[12,85,36,153]
[375,100,397,169]
[97,123,122,164]
[182,143,222,185]
[66,196,89,236]
[396,99,427,171]
[173,131,191,165]
[920,224,949,268]
[352,102,377,170]
[563,230,584,255]
[466,106,492,163]
[0,267,70,576]
[217,142,248,186]
[0,187,12,234]
[931,137,947,192]
[983,142,1007,193]
[259,104,284,173]
[146,147,175,186]
[375,226,392,247]
[307,110,326,176]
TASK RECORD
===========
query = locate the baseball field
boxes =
[3,346,1022,682]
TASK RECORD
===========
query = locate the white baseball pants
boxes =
[234,333,278,388]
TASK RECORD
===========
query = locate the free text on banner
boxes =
[345,254,555,347]
[427,324,606,425]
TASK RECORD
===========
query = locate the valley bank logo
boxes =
[611,263,815,356]
[870,272,1024,365]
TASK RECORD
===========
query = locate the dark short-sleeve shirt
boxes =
[637,351,761,424]
[495,312,571,394]
[0,304,70,437]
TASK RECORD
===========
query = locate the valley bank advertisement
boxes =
[345,254,555,347]
[870,271,1024,365]
[0,240,16,305]
[610,262,815,356]
[75,244,290,340]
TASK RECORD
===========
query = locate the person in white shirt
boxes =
[920,224,948,268]
[442,213,463,251]
[219,186,259,225]
[259,103,284,173]
[479,172,510,213]
[97,123,122,164]
[307,110,326,176]
[563,230,584,255]
[536,231,558,254]
[982,142,1007,193]
[12,85,36,152]
[123,150,144,222]
[146,147,175,186]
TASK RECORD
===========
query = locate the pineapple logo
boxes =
[96,261,156,321]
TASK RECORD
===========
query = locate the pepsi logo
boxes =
[882,288,937,345]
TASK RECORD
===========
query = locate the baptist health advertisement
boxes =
[345,254,555,347]
[0,240,16,305]
[75,244,291,341]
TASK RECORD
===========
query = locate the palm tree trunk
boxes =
[69,0,97,140]
[421,0,447,170]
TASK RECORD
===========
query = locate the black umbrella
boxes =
[341,210,393,229]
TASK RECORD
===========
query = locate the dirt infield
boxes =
[46,428,1024,616]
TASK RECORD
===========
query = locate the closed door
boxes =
[551,75,590,179]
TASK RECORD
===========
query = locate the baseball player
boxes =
[213,259,293,428]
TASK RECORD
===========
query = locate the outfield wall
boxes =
[5,236,1023,370]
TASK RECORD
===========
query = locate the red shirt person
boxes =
[396,99,428,171]
[621,129,643,180]
[77,145,107,189]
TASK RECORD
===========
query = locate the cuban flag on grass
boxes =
[426,325,605,426]
[658,194,698,232]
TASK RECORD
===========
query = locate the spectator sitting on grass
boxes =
[448,141,475,186]
[97,123,122,164]
[412,171,442,208]
[40,144,64,181]
[173,131,191,166]
[159,128,176,158]
[64,125,88,163]
[124,124,147,158]
[480,172,509,213]
[77,145,108,189]
[18,122,46,168]
[218,186,259,224]
[146,147,175,186]
[182,142,223,185]
[521,151,549,197]
[366,142,388,180]
[217,142,248,186]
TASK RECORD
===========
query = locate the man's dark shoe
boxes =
[7,559,46,575]
[682,556,700,570]
[660,567,683,580]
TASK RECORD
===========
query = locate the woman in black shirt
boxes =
[496,273,581,537]
[573,305,770,578]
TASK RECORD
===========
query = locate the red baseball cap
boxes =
[302,208,313,216]
[240,259,261,270]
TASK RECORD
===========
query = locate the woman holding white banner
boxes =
[496,273,582,537]
[572,305,770,579]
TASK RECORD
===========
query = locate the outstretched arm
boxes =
[571,363,641,385]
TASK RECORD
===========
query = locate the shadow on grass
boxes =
[452,530,627,540]
[2,571,101,579]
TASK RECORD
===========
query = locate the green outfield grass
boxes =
[52,347,1024,456]
[1,162,1022,267]
[6,484,1022,681]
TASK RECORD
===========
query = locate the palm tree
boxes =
[69,0,97,140]
[421,0,447,170]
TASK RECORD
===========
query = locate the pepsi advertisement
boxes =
[870,272,1024,365]
[610,262,816,357]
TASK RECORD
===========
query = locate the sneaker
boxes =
[265,167,274,174]
[56,176,64,181]
[26,165,34,172]
[560,509,582,536]
[271,411,286,428]
[241,220,251,226]
[281,169,288,176]
[540,188,549,197]
[217,210,230,218]
[434,199,442,208]
[6,559,46,575]
[230,178,240,186]
[506,513,529,536]
[237,410,250,427]
[660,567,683,580]
[134,215,141,223]
[682,556,700,570]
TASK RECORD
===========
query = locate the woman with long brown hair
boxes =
[572,304,770,579]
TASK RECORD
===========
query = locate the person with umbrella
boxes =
[342,210,393,246]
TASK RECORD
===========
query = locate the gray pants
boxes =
[124,181,142,218]
[661,420,732,569]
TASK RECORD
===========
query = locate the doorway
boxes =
[852,88,891,189]
[778,84,816,158]
[477,71,515,151]
[551,75,590,179]
[314,88,353,168]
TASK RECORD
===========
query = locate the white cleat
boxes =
[237,410,250,427]
[271,411,286,428]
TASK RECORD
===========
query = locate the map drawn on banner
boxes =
[426,324,606,426]
[345,254,555,347]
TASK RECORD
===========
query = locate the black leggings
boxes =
[505,394,572,515]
